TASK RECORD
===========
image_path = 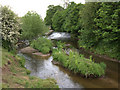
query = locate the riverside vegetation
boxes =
[1,6,58,88]
[30,39,106,77]
[2,48,58,88]
[30,37,53,54]
[52,41,106,77]
[2,1,119,88]
[45,2,120,60]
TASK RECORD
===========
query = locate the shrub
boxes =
[21,11,48,40]
[56,41,66,49]
[52,49,68,67]
[31,37,52,54]
[1,6,20,50]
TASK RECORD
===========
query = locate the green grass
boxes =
[2,48,59,88]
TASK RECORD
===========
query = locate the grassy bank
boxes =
[52,42,106,78]
[2,48,58,88]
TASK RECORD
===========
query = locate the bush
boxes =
[21,11,48,40]
[31,37,53,54]
[56,41,66,49]
[52,48,106,77]
[1,6,20,50]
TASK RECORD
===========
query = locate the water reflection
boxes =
[19,53,82,88]
[18,49,118,88]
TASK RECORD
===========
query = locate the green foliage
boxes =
[21,11,48,40]
[52,10,64,31]
[56,41,66,49]
[31,37,52,54]
[93,2,120,60]
[46,2,120,60]
[51,2,84,34]
[63,3,84,34]
[100,62,106,70]
[0,6,20,50]
[26,69,31,75]
[52,49,69,67]
[78,2,101,49]
[78,2,120,60]
[52,46,106,77]
[16,55,26,67]
[44,5,64,28]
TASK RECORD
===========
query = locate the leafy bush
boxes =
[21,11,48,40]
[52,49,68,67]
[52,48,106,77]
[31,37,53,54]
[56,41,66,49]
[1,6,20,50]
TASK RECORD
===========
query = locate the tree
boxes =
[61,2,76,32]
[78,2,101,49]
[94,2,120,59]
[52,10,64,31]
[44,5,64,29]
[0,6,20,50]
[21,11,48,40]
[63,3,84,34]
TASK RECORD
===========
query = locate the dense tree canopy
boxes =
[50,2,84,34]
[45,2,120,60]
[44,5,64,29]
[80,2,120,60]
[78,2,101,48]
[63,3,84,34]
[52,10,64,32]
[94,2,120,59]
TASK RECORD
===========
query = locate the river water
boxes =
[19,32,119,88]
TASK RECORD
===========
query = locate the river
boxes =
[18,32,119,88]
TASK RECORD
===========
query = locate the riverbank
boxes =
[78,47,120,63]
[2,48,58,88]
[69,35,120,63]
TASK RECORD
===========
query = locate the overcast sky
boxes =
[0,0,85,19]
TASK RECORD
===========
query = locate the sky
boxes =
[0,0,85,19]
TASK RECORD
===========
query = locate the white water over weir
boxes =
[47,32,71,40]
